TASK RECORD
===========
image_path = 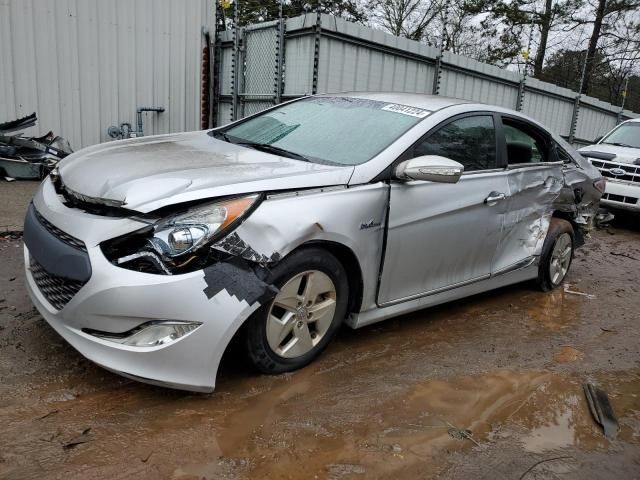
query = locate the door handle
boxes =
[485,192,506,205]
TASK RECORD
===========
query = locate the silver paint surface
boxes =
[26,94,602,391]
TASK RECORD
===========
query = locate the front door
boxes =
[378,114,509,305]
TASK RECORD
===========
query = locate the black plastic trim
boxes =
[23,204,92,282]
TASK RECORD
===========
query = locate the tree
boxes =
[220,0,369,27]
[568,0,640,94]
[541,48,639,111]
[466,0,583,74]
[367,0,444,41]
[436,2,487,56]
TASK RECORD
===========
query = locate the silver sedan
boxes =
[23,93,604,392]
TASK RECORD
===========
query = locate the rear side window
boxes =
[503,120,548,164]
[554,143,574,164]
[413,115,497,171]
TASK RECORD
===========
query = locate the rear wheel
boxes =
[245,248,349,374]
[537,218,574,291]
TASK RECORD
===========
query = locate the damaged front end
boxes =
[100,194,264,277]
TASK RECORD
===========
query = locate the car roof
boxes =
[316,92,470,111]
[313,92,557,135]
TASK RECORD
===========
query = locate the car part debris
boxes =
[610,251,639,261]
[62,427,93,450]
[446,422,480,446]
[563,284,595,299]
[595,209,615,227]
[0,113,72,180]
[0,112,37,133]
[519,456,572,480]
[584,383,618,439]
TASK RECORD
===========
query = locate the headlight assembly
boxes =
[150,194,259,258]
[101,194,260,275]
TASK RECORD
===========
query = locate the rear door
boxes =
[378,113,510,305]
[492,116,564,274]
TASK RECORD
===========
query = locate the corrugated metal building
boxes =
[0,0,215,149]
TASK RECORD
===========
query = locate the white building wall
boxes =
[0,0,215,149]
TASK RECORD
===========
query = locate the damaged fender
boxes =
[212,184,389,312]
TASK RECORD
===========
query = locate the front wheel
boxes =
[245,248,349,374]
[536,218,575,291]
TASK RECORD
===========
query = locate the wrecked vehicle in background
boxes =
[23,93,604,392]
[578,118,640,213]
[0,113,72,180]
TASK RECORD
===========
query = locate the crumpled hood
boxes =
[58,131,354,213]
[578,143,640,165]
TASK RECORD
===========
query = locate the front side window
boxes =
[217,97,430,166]
[600,122,640,149]
[503,120,548,164]
[413,115,497,171]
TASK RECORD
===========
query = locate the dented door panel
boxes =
[492,164,563,274]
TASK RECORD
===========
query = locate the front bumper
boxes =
[601,180,640,212]
[25,245,259,392]
[24,182,261,392]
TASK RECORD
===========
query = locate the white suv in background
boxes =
[579,118,640,213]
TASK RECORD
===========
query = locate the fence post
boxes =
[516,20,534,112]
[616,77,629,124]
[568,96,580,144]
[230,1,240,122]
[431,3,449,95]
[431,54,442,95]
[569,50,589,144]
[312,11,322,95]
[516,78,526,112]
[274,0,285,104]
[210,32,222,127]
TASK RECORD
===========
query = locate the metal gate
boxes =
[213,8,286,126]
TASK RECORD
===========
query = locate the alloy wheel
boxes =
[266,270,337,358]
[549,232,572,285]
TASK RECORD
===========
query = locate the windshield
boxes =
[216,97,430,165]
[600,122,640,149]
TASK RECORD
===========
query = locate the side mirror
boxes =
[394,155,464,184]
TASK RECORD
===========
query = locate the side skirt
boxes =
[346,261,538,329]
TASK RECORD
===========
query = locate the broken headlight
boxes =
[102,194,260,274]
[150,195,259,258]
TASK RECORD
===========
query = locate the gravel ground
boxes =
[0,183,638,479]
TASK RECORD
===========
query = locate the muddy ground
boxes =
[0,181,39,231]
[1,209,639,479]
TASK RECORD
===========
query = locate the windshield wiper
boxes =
[210,130,233,143]
[237,142,312,162]
[602,141,635,148]
[211,131,314,162]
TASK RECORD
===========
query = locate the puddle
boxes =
[524,289,582,332]
[2,364,639,480]
[554,346,584,363]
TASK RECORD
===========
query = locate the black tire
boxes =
[245,247,349,374]
[536,218,575,292]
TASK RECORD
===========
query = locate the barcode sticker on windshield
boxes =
[381,104,430,118]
